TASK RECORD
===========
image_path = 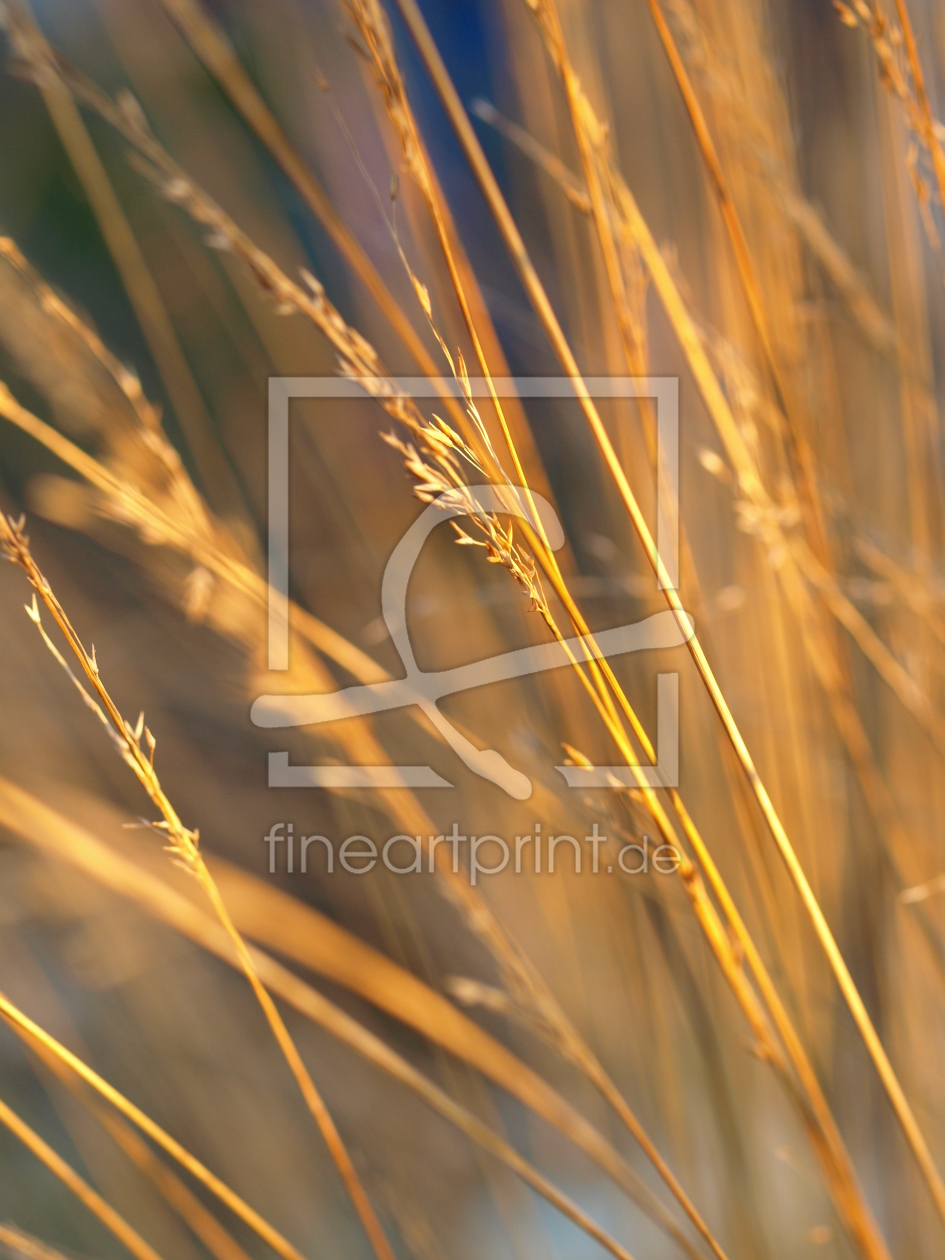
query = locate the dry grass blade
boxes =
[789,536,945,742]
[0,1093,164,1260]
[0,514,395,1260]
[0,2,937,1249]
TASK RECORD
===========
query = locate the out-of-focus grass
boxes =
[0,0,943,1258]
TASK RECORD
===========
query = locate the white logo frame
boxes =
[253,377,690,799]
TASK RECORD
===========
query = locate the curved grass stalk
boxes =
[0,1093,165,1260]
[0,514,395,1260]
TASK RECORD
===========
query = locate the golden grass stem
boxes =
[0,514,395,1260]
[4,9,929,1245]
[0,1093,165,1260]
[195,877,397,1260]
[0,987,307,1260]
[385,0,945,1236]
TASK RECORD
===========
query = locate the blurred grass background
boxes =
[0,0,943,1257]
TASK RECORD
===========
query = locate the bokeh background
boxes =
[0,0,944,1257]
